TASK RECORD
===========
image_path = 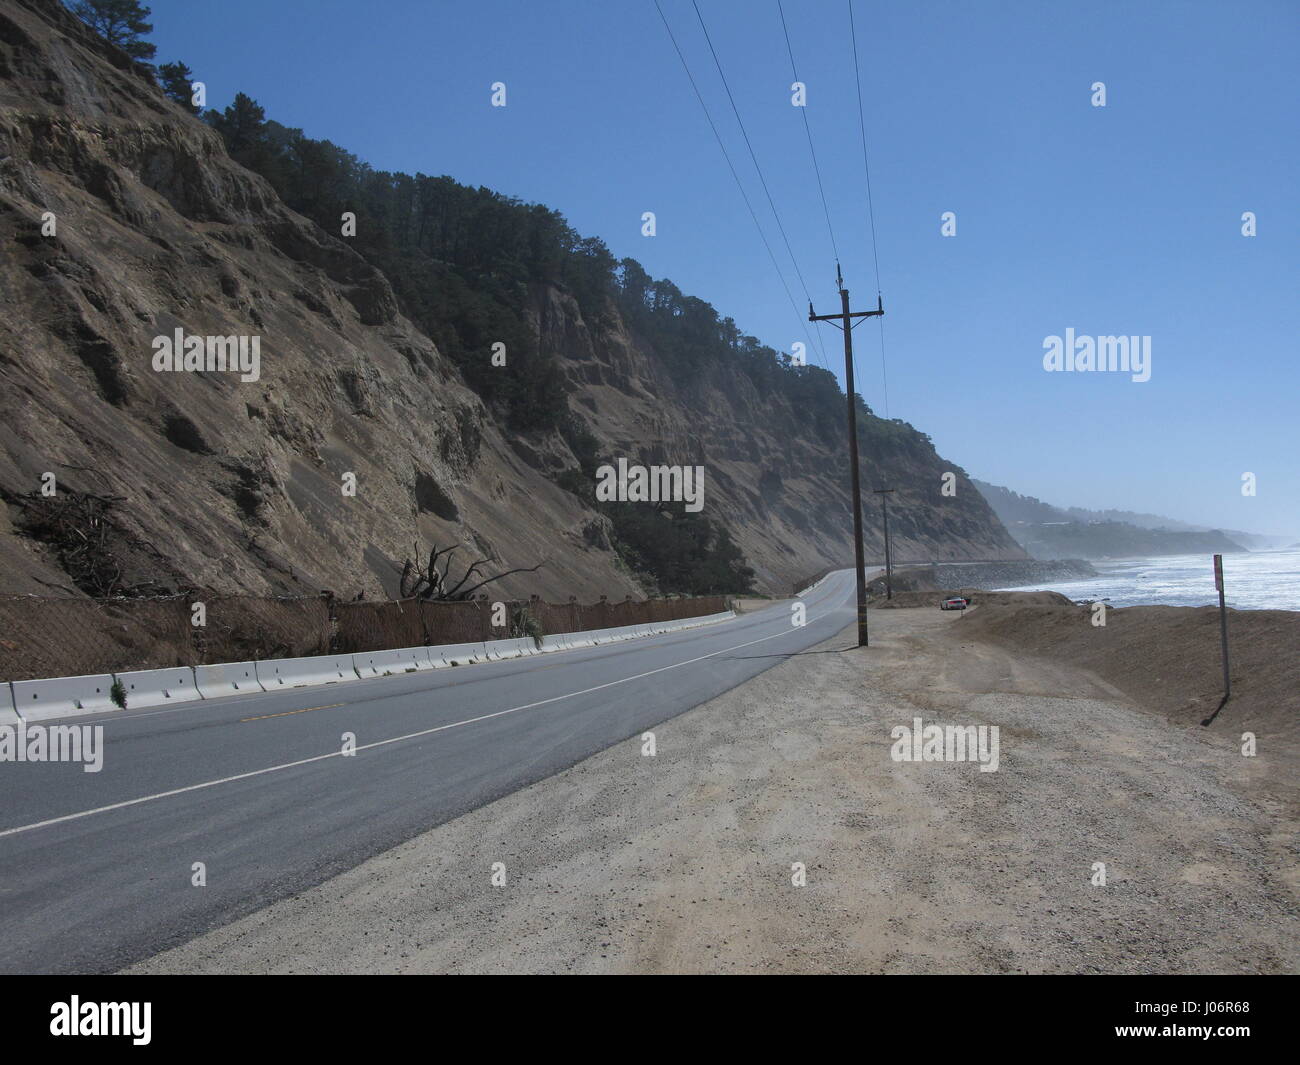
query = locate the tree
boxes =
[70,0,157,62]
[157,61,200,115]
[397,542,547,601]
[207,93,272,171]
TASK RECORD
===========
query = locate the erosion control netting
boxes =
[419,600,493,646]
[0,593,731,680]
[334,599,428,655]
[533,601,584,635]
[199,597,331,663]
[0,596,192,681]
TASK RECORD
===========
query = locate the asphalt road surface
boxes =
[0,571,856,973]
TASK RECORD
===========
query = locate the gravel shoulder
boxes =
[127,605,1299,974]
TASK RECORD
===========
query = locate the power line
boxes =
[847,0,881,295]
[652,0,829,371]
[689,1,824,334]
[778,0,871,412]
[848,0,890,418]
[776,0,839,266]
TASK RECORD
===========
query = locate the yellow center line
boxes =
[241,703,344,722]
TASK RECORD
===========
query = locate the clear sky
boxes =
[140,0,1299,536]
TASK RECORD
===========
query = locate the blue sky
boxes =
[141,0,1299,535]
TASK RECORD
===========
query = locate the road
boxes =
[0,570,855,973]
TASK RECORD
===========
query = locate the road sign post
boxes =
[1202,553,1231,726]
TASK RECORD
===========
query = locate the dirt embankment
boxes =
[958,598,1300,758]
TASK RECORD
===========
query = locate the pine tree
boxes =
[69,0,157,62]
[157,61,199,115]
[208,93,269,162]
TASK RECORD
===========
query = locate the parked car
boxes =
[940,596,969,611]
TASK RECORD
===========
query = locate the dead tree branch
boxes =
[394,542,546,601]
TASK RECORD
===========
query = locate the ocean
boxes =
[997,548,1300,610]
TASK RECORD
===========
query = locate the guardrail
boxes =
[0,610,737,721]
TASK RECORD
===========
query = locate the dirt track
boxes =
[128,605,1299,974]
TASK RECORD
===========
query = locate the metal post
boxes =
[1202,553,1231,726]
[1216,553,1230,698]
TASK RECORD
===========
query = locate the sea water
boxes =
[996,548,1300,610]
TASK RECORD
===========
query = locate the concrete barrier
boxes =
[11,673,118,722]
[194,662,264,699]
[2,683,19,727]
[353,647,431,678]
[115,667,203,710]
[482,637,540,662]
[0,610,742,722]
[255,654,360,690]
[694,610,735,626]
[429,642,486,668]
[796,573,832,597]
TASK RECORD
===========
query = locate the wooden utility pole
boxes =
[810,266,884,646]
[873,487,895,600]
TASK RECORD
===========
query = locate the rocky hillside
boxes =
[0,0,1023,601]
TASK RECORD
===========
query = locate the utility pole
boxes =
[810,265,884,647]
[873,488,895,600]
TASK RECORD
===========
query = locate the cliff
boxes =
[0,0,1024,601]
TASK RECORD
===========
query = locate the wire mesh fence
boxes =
[201,597,332,663]
[334,598,427,655]
[419,600,493,646]
[0,592,731,681]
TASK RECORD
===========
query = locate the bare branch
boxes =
[444,554,495,597]
[455,560,547,600]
